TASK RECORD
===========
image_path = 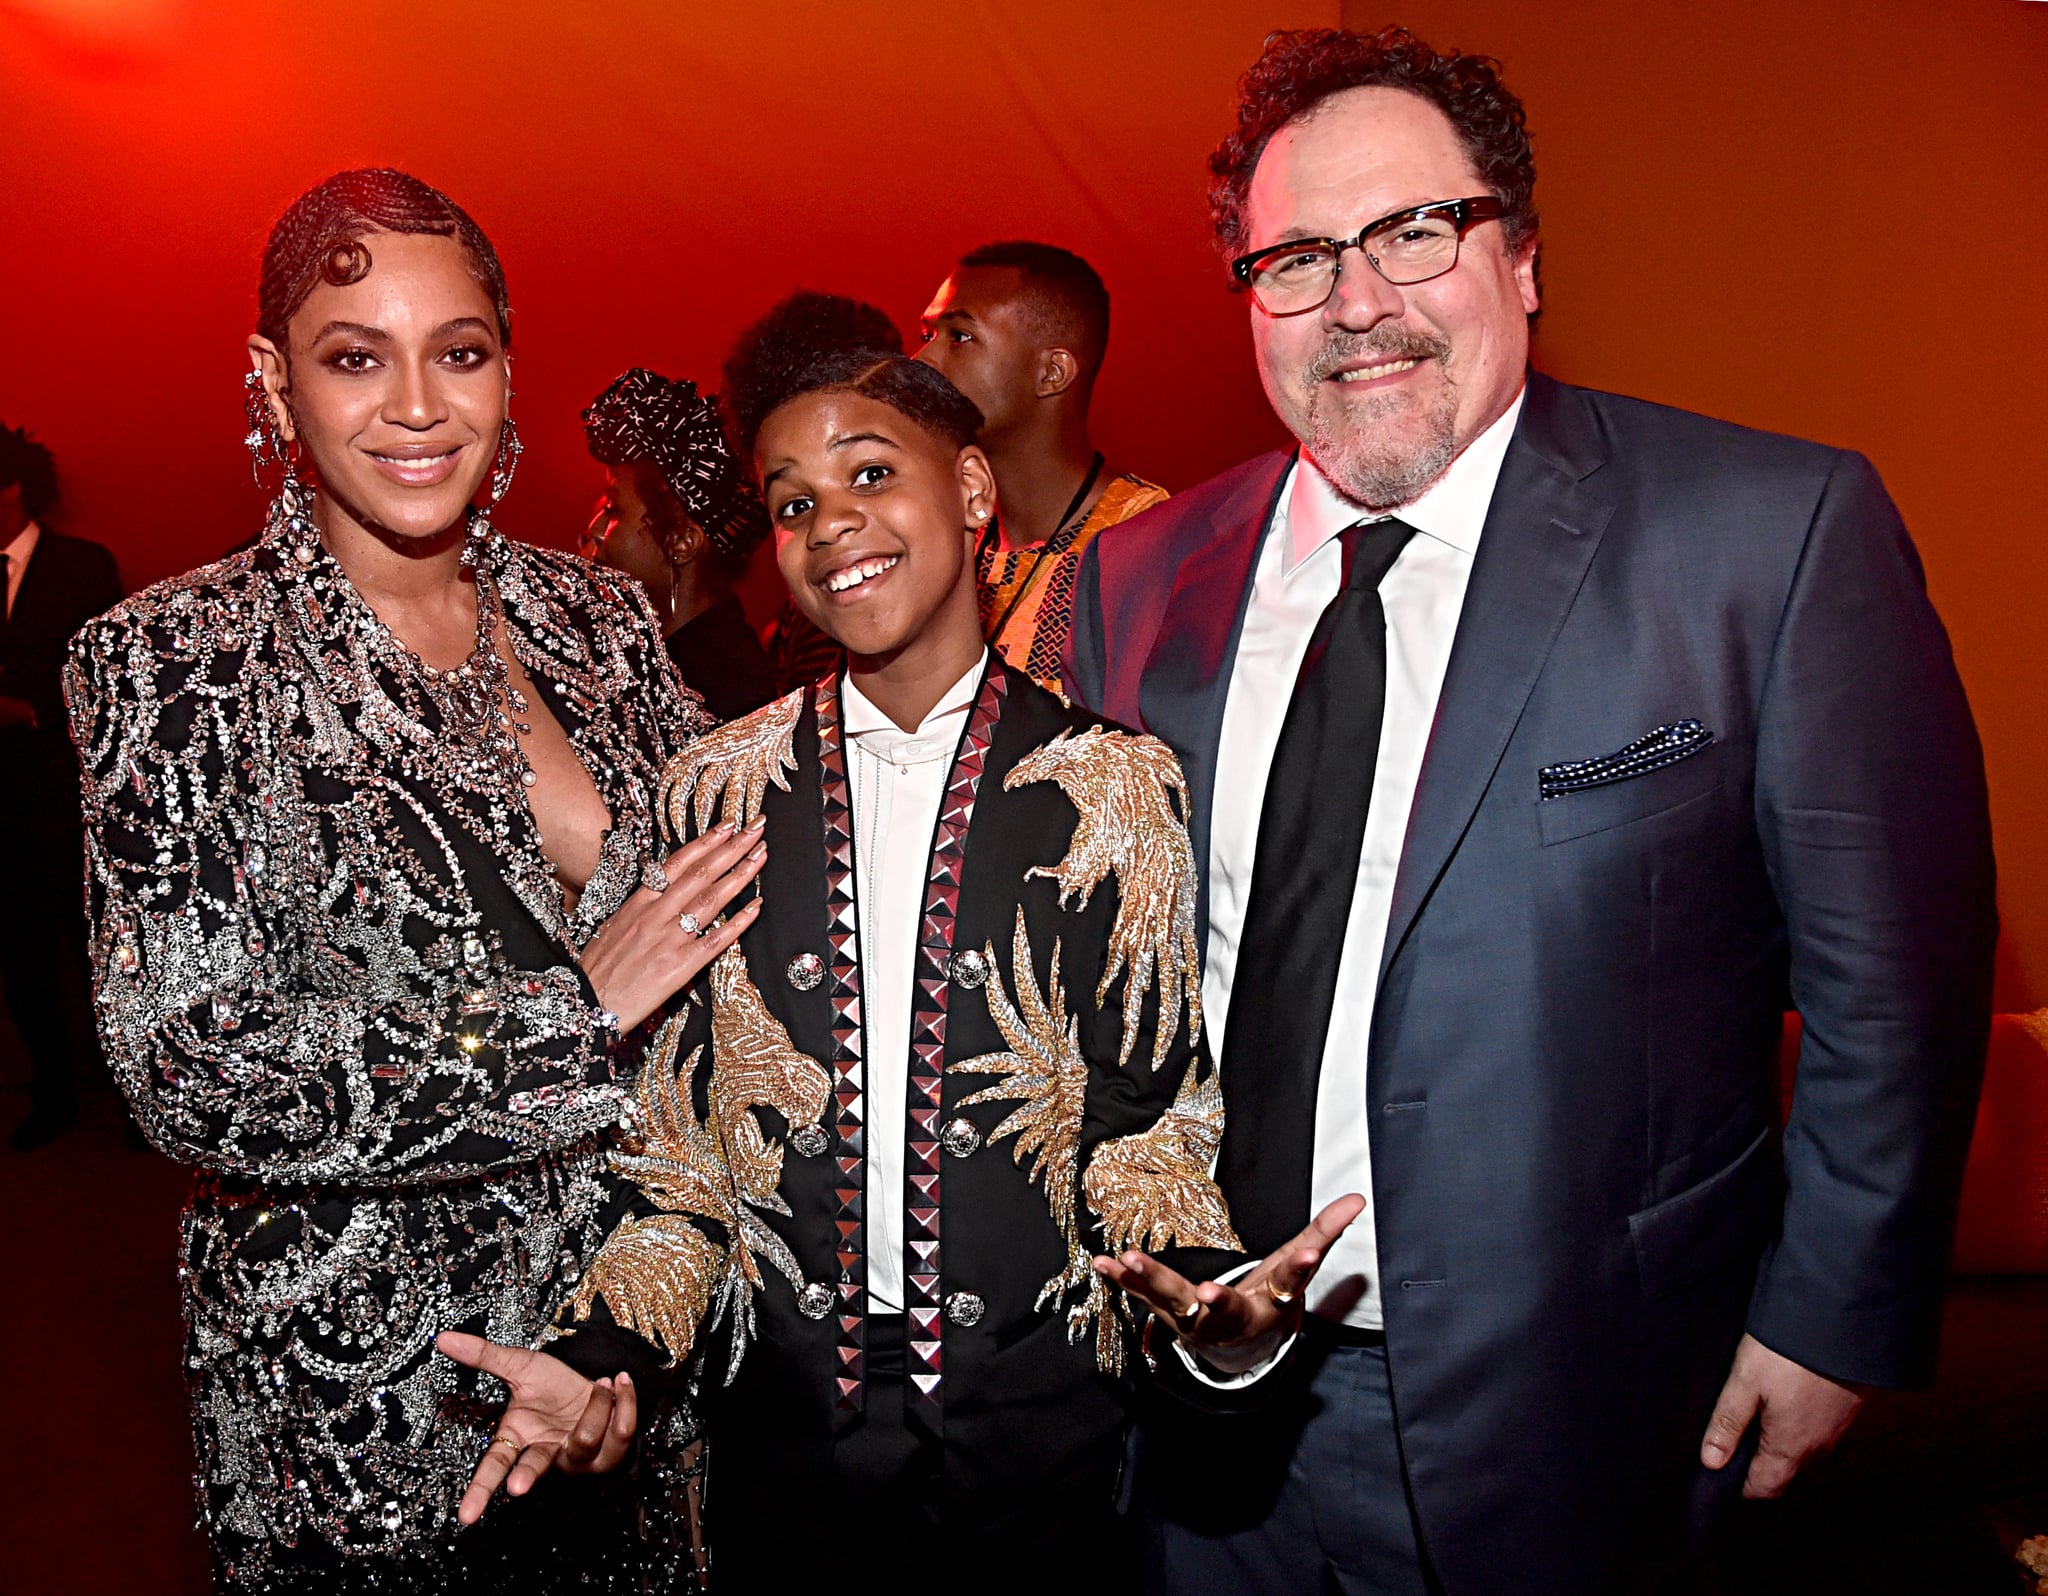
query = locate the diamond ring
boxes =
[641,856,670,893]
[677,910,702,936]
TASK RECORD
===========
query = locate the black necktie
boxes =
[1216,517,1418,1255]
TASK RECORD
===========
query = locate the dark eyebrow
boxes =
[929,308,977,325]
[308,320,389,344]
[761,429,905,490]
[305,317,495,344]
[827,430,900,453]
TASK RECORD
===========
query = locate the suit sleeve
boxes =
[1063,536,1109,716]
[1747,450,1996,1389]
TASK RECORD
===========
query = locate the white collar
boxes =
[840,649,988,746]
[1286,385,1526,573]
[3,519,41,563]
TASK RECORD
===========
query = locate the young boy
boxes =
[568,298,1243,1584]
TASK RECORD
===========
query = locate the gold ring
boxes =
[1264,1279,1298,1306]
[488,1435,520,1455]
[1172,1298,1202,1333]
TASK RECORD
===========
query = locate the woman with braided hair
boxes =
[580,368,777,721]
[66,167,759,1590]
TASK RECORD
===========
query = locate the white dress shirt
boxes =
[840,653,988,1312]
[1205,392,1524,1330]
[3,520,40,619]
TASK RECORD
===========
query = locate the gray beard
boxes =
[1306,378,1459,513]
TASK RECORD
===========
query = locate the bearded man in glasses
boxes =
[1065,26,1994,1595]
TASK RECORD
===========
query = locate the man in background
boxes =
[918,241,1165,695]
[1,423,122,1151]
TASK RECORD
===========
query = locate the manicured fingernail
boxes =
[747,814,768,831]
[618,1371,633,1387]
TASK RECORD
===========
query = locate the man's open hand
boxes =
[1700,1333,1864,1498]
[1094,1193,1367,1375]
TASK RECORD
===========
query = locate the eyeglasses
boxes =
[1231,196,1506,317]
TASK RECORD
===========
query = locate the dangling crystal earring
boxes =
[242,371,288,485]
[489,419,523,505]
[245,370,313,537]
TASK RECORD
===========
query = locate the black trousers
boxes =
[1140,1327,1442,1596]
[0,809,96,1115]
[707,1315,1139,1594]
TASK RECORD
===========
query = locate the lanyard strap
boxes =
[980,452,1106,652]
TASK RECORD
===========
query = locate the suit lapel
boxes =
[1378,375,1616,985]
[1138,452,1291,946]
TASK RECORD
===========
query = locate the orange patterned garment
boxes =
[977,473,1169,696]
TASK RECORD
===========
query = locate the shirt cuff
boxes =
[1170,1261,1299,1389]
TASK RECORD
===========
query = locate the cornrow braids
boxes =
[723,292,979,463]
[583,369,769,575]
[257,169,512,351]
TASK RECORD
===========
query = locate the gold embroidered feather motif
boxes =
[659,687,802,839]
[1082,1062,1241,1258]
[707,943,832,1215]
[564,1212,723,1369]
[699,943,833,1375]
[951,909,1128,1362]
[578,948,837,1380]
[567,1011,731,1367]
[1004,727,1201,1071]
[951,910,1091,1297]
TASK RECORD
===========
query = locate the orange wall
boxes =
[3,0,2042,1007]
[1341,0,2048,1010]
[0,0,1323,604]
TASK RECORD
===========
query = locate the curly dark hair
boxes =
[722,291,981,464]
[257,169,511,351]
[0,423,58,522]
[1209,26,1538,275]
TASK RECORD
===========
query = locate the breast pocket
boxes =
[1536,738,1730,846]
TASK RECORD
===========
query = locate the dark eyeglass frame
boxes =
[1230,195,1507,314]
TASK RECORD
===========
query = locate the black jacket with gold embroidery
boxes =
[567,655,1240,1521]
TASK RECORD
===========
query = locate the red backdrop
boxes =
[2,0,2043,1008]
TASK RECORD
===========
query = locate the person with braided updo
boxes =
[580,369,776,722]
[65,168,765,1591]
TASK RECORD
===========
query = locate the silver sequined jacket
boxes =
[63,510,711,1575]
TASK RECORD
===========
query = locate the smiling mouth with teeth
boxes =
[1334,357,1422,383]
[824,556,900,594]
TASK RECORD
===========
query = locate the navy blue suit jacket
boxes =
[1064,371,1995,1592]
